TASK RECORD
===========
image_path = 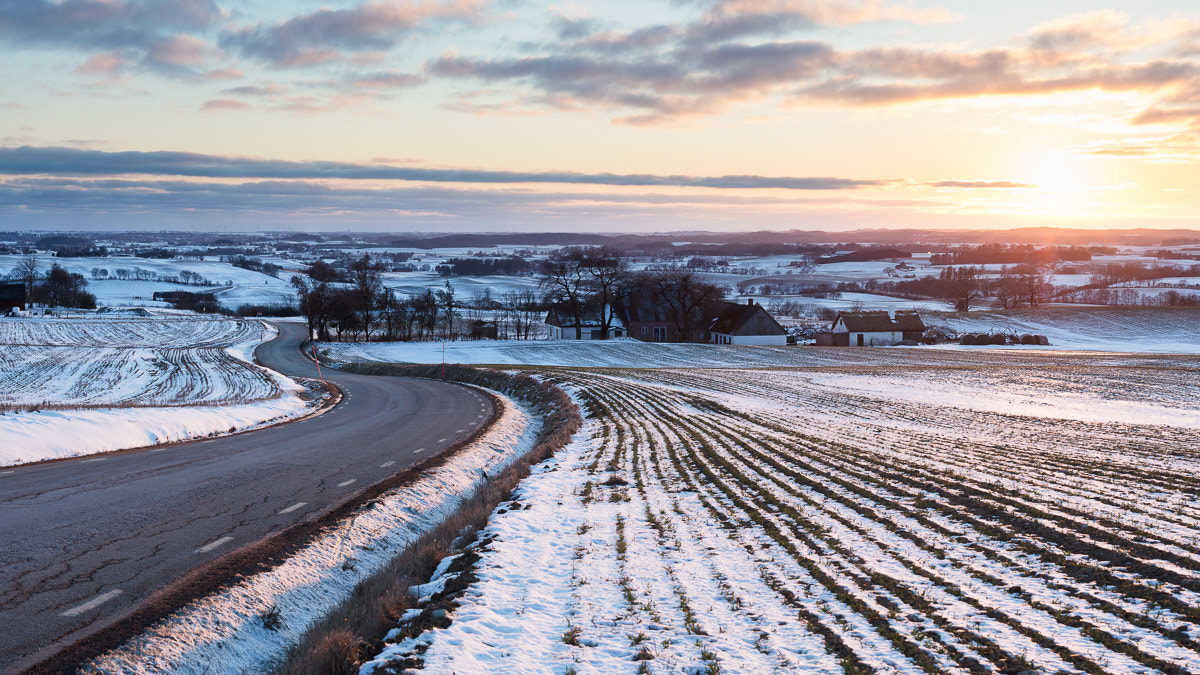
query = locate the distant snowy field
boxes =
[0,313,314,465]
[924,306,1200,353]
[0,254,297,308]
[322,306,1200,369]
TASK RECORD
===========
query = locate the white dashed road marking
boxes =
[380,461,395,467]
[195,536,233,554]
[414,447,427,454]
[62,590,123,617]
[81,457,105,463]
[279,502,307,514]
[0,470,14,475]
[437,438,448,443]
[337,479,357,487]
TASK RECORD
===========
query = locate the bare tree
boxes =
[17,252,38,298]
[291,275,332,340]
[349,254,384,341]
[580,246,628,339]
[436,281,457,339]
[645,270,726,343]
[939,266,982,312]
[537,251,588,336]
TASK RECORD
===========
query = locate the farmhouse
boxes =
[0,283,27,312]
[707,300,788,346]
[618,297,688,343]
[545,303,625,340]
[829,310,924,346]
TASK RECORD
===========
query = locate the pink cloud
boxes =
[200,98,251,111]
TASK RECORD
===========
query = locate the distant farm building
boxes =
[707,300,788,346]
[545,303,625,340]
[0,283,26,312]
[469,319,498,340]
[826,310,924,346]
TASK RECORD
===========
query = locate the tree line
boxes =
[293,247,729,343]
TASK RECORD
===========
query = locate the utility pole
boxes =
[442,340,446,380]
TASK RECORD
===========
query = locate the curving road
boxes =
[0,322,493,671]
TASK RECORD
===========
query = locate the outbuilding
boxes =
[707,300,788,346]
[0,283,27,313]
[545,303,625,340]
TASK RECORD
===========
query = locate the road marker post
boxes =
[312,343,324,382]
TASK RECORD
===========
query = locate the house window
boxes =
[652,326,667,341]
[641,326,649,336]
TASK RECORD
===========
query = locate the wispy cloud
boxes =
[429,4,1200,127]
[0,146,889,190]
[926,181,1034,189]
[0,0,225,74]
[220,0,488,68]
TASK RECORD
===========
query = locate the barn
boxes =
[707,300,788,346]
[0,284,27,313]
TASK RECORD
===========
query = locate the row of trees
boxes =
[292,247,730,343]
[878,266,1053,311]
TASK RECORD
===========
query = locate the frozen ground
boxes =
[364,354,1200,674]
[0,313,313,465]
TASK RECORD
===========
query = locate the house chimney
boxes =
[746,298,753,305]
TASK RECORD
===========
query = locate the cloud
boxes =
[0,146,885,190]
[0,0,225,72]
[221,0,487,68]
[427,4,1200,127]
[75,52,128,76]
[926,181,1034,189]
[200,98,251,112]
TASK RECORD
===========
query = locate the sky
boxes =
[1,0,1199,232]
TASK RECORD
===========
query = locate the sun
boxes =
[1024,152,1091,216]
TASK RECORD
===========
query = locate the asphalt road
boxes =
[0,322,493,670]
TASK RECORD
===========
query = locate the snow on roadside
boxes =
[82,391,537,675]
[0,397,314,466]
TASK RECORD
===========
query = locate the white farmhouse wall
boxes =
[851,331,901,346]
[714,333,787,346]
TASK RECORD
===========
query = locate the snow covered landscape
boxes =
[0,312,315,465]
[360,352,1200,674]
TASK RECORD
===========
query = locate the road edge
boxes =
[15,382,503,675]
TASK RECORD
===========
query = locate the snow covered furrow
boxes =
[374,354,1200,675]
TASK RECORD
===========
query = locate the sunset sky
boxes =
[1,0,1199,231]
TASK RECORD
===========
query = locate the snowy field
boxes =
[924,306,1200,353]
[0,254,297,308]
[366,355,1200,674]
[0,313,313,465]
[320,306,1200,369]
